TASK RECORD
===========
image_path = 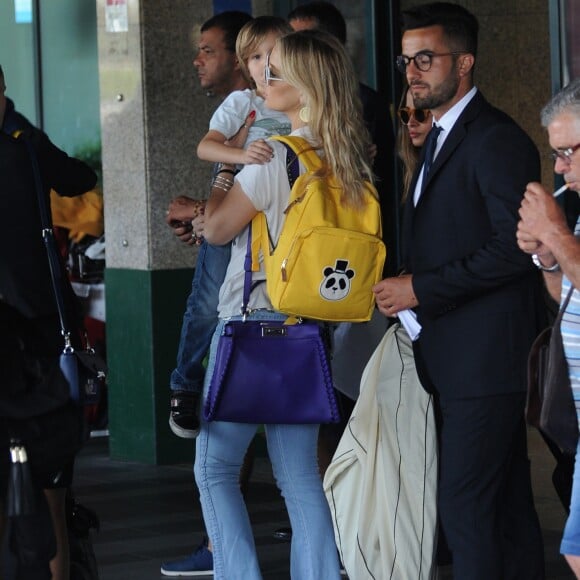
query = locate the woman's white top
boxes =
[217,126,314,318]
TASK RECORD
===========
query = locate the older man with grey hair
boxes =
[517,78,580,578]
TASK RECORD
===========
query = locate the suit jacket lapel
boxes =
[416,91,485,206]
[403,92,487,268]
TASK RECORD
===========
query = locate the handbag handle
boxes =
[241,223,255,318]
[241,145,299,317]
[21,134,74,351]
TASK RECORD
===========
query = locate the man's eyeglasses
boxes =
[396,52,466,74]
[550,143,580,165]
[264,53,284,86]
[397,107,431,125]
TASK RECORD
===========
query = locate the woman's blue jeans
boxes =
[170,241,231,394]
[194,311,341,580]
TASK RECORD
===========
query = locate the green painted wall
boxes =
[105,267,197,464]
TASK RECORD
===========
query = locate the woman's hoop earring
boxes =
[299,106,310,123]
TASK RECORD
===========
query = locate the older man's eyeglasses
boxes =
[396,51,466,74]
[398,107,431,125]
[264,54,284,86]
[550,143,580,165]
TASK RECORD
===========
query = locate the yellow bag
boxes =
[252,136,386,322]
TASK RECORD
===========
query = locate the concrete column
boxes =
[97,0,219,463]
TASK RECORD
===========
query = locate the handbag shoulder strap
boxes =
[20,133,72,346]
[555,284,575,328]
[242,223,253,316]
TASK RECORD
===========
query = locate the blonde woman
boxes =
[192,30,373,580]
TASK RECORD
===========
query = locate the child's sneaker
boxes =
[169,390,201,439]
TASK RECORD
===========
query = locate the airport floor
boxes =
[74,428,575,579]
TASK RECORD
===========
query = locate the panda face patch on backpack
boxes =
[319,259,355,302]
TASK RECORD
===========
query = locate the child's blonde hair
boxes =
[235,16,292,88]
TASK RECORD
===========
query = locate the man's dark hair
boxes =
[201,11,253,52]
[287,1,347,45]
[401,2,478,57]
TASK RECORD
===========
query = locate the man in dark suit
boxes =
[373,3,545,578]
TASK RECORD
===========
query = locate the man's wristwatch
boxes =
[531,253,560,272]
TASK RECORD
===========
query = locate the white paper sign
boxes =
[105,0,128,33]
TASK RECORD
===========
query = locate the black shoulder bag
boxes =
[22,134,107,406]
[526,285,579,454]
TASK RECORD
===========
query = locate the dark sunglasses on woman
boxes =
[397,107,431,125]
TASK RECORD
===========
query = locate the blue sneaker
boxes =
[161,537,213,577]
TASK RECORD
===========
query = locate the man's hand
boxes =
[166,196,205,226]
[166,196,205,245]
[517,182,568,265]
[373,274,418,317]
[516,219,552,255]
[518,182,568,243]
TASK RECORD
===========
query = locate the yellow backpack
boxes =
[251,135,386,322]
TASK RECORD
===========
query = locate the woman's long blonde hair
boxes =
[276,31,374,208]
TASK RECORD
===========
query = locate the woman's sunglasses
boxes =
[397,107,431,125]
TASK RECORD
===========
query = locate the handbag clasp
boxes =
[262,326,287,338]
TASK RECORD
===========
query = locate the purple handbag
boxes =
[203,224,340,424]
[204,318,339,423]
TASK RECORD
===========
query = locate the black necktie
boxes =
[422,124,442,181]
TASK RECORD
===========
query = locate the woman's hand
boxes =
[191,214,206,246]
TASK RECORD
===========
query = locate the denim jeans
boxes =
[169,241,231,394]
[562,439,580,556]
[194,311,341,580]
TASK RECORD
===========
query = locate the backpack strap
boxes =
[250,135,324,271]
[283,142,300,189]
[270,135,323,174]
[250,213,266,272]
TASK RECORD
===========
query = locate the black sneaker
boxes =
[169,390,201,439]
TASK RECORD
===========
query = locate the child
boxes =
[168,16,292,440]
[196,18,292,169]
